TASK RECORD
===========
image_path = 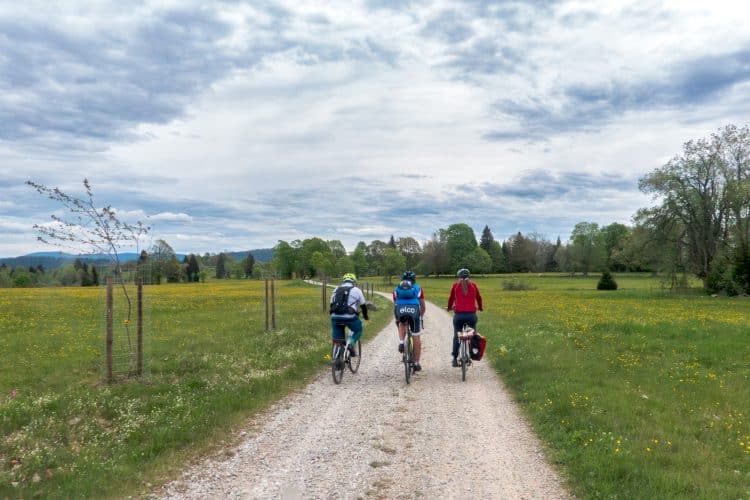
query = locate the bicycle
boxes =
[331,325,361,384]
[457,324,474,382]
[400,317,416,384]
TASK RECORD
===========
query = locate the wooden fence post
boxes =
[264,279,269,331]
[271,279,276,330]
[137,279,143,376]
[322,277,327,312]
[106,277,113,383]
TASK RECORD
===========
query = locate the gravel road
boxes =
[156,298,569,499]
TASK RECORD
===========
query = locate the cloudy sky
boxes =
[1,0,749,257]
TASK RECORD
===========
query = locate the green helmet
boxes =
[342,272,357,283]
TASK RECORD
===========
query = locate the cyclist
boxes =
[330,273,369,357]
[393,271,425,372]
[446,268,483,367]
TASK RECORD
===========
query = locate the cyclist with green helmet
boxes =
[330,273,369,356]
[447,268,483,367]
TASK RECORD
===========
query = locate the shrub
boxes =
[597,271,618,290]
[502,278,535,291]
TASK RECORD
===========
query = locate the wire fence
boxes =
[97,275,152,382]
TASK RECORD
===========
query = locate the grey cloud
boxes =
[673,49,750,103]
[479,170,635,201]
[0,2,398,152]
[444,36,525,76]
[458,0,559,31]
[366,0,427,11]
[484,46,750,141]
[0,8,238,147]
[421,10,474,44]
[558,9,599,27]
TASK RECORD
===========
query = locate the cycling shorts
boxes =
[394,304,421,334]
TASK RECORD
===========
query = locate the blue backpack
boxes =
[395,280,418,300]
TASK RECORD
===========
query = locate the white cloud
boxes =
[149,212,193,223]
[1,0,749,256]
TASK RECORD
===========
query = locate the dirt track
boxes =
[156,298,569,499]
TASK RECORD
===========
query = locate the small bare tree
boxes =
[27,178,149,373]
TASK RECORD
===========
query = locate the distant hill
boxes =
[225,249,273,262]
[0,248,274,270]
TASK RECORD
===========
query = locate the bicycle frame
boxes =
[402,323,415,384]
[457,325,474,382]
[331,323,361,384]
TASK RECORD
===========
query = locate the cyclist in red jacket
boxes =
[446,268,483,367]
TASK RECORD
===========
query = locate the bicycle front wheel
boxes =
[404,335,413,384]
[348,341,361,373]
[460,342,468,382]
[331,344,344,384]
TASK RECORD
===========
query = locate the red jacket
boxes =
[447,281,483,313]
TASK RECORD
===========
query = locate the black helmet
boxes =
[402,271,416,282]
[457,268,470,278]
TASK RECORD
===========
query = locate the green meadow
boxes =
[424,273,750,499]
[1,274,749,499]
[0,280,392,498]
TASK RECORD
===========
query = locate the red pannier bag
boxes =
[469,332,486,361]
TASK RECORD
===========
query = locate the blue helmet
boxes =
[402,271,416,282]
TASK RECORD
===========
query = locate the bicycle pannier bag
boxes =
[470,333,487,361]
[330,286,353,315]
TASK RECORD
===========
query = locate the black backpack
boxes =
[330,286,353,315]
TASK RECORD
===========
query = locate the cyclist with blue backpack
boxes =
[330,273,369,357]
[393,271,425,372]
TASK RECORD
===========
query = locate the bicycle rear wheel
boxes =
[348,340,361,373]
[404,334,413,384]
[331,343,344,384]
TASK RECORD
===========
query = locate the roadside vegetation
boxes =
[426,273,750,499]
[0,280,392,498]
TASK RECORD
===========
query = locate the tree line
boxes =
[0,240,260,287]
[7,124,747,294]
[269,124,749,295]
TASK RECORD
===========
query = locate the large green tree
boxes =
[719,125,750,292]
[366,240,388,276]
[150,239,179,284]
[507,232,535,273]
[273,240,297,279]
[420,230,448,276]
[601,223,631,271]
[480,225,505,272]
[352,241,368,278]
[382,248,406,283]
[215,252,227,279]
[569,222,605,275]
[445,223,478,272]
[243,253,255,278]
[639,128,737,287]
[396,236,422,271]
[186,254,200,282]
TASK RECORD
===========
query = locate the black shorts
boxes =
[394,304,421,334]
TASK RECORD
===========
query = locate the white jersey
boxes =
[330,283,366,318]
